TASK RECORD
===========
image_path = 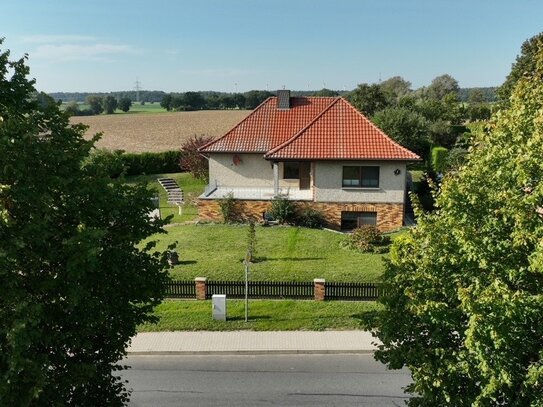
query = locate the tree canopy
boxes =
[498,31,543,102]
[0,41,170,405]
[426,74,460,100]
[373,41,543,405]
[347,83,389,116]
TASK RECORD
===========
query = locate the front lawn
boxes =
[138,299,381,332]
[146,224,400,282]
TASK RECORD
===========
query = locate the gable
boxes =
[265,98,420,161]
[199,95,420,161]
[199,97,336,153]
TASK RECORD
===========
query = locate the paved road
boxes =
[122,354,411,406]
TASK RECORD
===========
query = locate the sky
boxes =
[1,0,542,93]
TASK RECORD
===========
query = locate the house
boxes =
[197,90,420,232]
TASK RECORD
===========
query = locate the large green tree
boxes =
[379,76,412,103]
[497,31,543,102]
[347,83,389,116]
[118,97,132,112]
[373,42,543,405]
[372,106,430,158]
[103,95,118,114]
[426,74,459,101]
[85,94,103,115]
[0,42,170,405]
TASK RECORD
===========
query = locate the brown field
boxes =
[71,110,251,153]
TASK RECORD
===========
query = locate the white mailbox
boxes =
[212,294,227,321]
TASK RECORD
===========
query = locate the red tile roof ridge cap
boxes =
[198,96,275,153]
[264,97,342,159]
[341,98,421,160]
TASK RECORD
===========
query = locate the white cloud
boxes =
[32,43,141,61]
[21,34,96,44]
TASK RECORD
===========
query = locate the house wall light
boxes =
[394,168,401,175]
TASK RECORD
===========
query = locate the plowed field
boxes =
[71,110,251,152]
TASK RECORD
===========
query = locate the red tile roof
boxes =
[199,96,420,161]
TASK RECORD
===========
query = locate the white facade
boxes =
[208,153,274,188]
[314,161,407,203]
[205,154,406,204]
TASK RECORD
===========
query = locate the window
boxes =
[283,162,300,179]
[342,166,379,188]
[341,211,377,230]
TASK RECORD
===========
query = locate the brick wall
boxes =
[198,199,404,232]
[311,202,404,232]
[198,199,272,223]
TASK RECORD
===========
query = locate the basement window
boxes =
[341,211,377,231]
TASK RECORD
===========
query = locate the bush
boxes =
[123,150,182,176]
[180,135,215,181]
[295,205,324,228]
[218,192,238,223]
[431,146,448,174]
[270,196,297,224]
[343,225,391,253]
[83,148,126,178]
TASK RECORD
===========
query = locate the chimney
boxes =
[277,89,291,110]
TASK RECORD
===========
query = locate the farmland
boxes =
[70,110,251,152]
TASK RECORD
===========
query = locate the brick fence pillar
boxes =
[314,278,325,301]
[195,277,207,300]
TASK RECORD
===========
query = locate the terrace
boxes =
[201,184,313,201]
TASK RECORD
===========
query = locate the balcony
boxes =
[200,185,313,201]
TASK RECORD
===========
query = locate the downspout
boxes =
[273,162,279,197]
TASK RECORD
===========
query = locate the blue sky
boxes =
[1,0,542,93]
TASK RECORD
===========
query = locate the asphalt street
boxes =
[122,354,412,406]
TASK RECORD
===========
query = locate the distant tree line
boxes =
[66,95,132,116]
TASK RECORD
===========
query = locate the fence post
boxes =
[314,278,325,301]
[195,277,207,300]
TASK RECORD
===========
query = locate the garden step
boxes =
[158,178,184,204]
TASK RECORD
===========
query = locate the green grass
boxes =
[138,299,382,332]
[147,223,391,282]
[62,102,167,114]
[125,172,206,223]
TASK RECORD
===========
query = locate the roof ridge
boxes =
[340,98,420,159]
[264,97,341,158]
[198,97,274,152]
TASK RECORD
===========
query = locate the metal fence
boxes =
[206,280,314,300]
[165,280,382,301]
[325,282,382,301]
[165,280,195,298]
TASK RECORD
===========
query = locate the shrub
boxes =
[83,148,126,178]
[343,225,391,253]
[431,146,448,174]
[269,196,297,224]
[180,135,215,181]
[218,192,238,223]
[295,205,324,229]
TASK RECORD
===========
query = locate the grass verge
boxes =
[138,299,382,332]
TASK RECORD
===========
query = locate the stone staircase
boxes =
[158,178,184,206]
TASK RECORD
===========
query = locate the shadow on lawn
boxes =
[255,256,325,262]
[178,260,197,265]
[227,315,272,322]
[352,310,380,329]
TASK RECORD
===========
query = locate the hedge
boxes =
[122,150,184,176]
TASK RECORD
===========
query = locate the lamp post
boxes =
[243,250,251,322]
